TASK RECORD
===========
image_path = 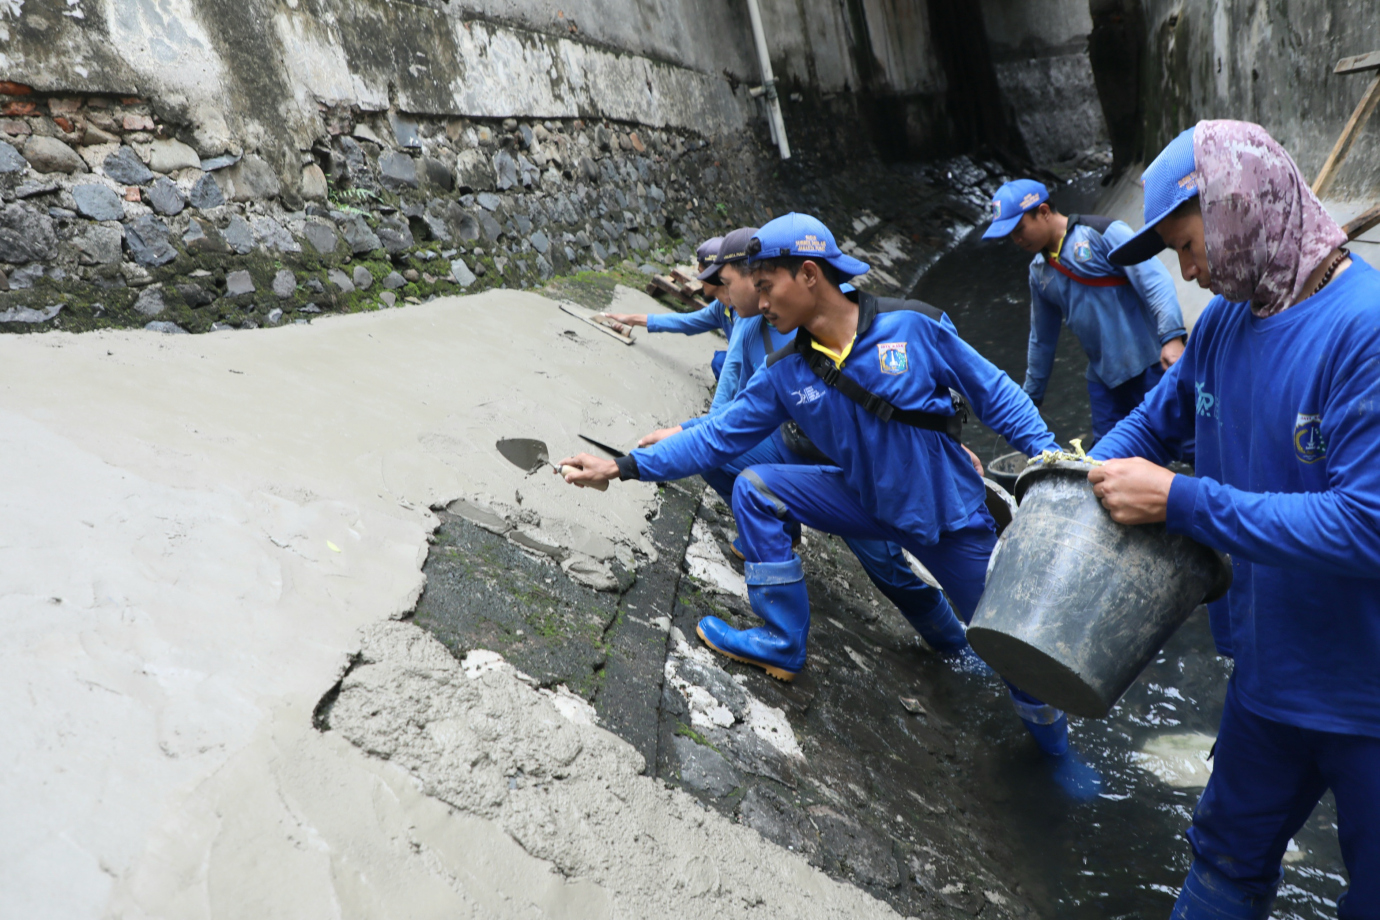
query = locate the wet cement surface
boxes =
[415,479,1053,918]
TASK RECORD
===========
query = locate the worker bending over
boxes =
[985,179,1187,444]
[640,225,974,657]
[563,213,1100,798]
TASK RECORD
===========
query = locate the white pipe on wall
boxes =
[744,0,791,160]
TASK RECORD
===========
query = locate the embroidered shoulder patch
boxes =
[878,342,908,375]
[1073,240,1093,262]
[1294,413,1326,464]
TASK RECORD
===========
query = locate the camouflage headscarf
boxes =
[1192,120,1347,317]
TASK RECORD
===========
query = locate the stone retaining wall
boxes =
[0,88,777,332]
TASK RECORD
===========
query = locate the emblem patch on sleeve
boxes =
[878,342,909,375]
[1294,413,1326,464]
[1073,240,1092,262]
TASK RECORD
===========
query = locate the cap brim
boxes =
[697,264,723,282]
[1108,221,1168,266]
[982,214,1024,240]
[824,252,870,280]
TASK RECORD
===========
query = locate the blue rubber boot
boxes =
[1171,859,1277,920]
[1009,689,1104,800]
[697,556,809,681]
[891,585,969,654]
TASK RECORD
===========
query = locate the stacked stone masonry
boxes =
[0,84,777,333]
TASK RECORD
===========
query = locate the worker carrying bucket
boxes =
[967,457,1231,719]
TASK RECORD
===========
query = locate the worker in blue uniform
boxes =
[1088,121,1380,919]
[562,213,1100,797]
[985,178,1188,444]
[600,237,735,378]
[638,226,972,657]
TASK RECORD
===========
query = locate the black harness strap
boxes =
[797,294,968,440]
[1067,213,1117,235]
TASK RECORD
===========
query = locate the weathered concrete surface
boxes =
[0,287,868,916]
[1132,0,1380,198]
[0,0,959,187]
[980,0,1110,167]
[1,0,751,187]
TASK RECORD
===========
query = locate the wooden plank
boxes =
[1336,50,1380,75]
[1343,203,1380,240]
[1313,72,1380,197]
[558,302,634,345]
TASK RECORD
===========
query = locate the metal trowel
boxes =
[496,438,609,491]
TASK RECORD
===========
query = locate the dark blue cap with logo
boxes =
[695,236,724,269]
[1108,125,1199,266]
[982,179,1050,239]
[747,212,870,280]
[698,226,759,282]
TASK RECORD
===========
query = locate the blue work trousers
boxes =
[732,464,996,621]
[702,433,946,629]
[1180,679,1380,919]
[711,349,727,381]
[1088,362,1164,442]
[1089,361,1195,462]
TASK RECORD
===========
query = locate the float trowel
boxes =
[496,438,609,491]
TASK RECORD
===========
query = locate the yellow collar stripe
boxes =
[1048,228,1067,263]
[809,335,856,369]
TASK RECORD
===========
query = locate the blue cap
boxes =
[1109,126,1199,266]
[697,226,758,281]
[747,212,869,280]
[982,179,1049,239]
[695,236,723,269]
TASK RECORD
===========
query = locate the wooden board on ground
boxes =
[1344,203,1380,241]
[643,270,710,312]
[557,302,635,345]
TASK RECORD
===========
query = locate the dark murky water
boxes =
[911,183,1349,919]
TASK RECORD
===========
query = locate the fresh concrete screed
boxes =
[0,288,900,919]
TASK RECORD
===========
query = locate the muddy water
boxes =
[910,194,1349,918]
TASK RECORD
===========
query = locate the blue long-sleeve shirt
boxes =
[682,314,795,429]
[645,299,735,337]
[1090,258,1380,739]
[1025,219,1186,403]
[625,294,1057,544]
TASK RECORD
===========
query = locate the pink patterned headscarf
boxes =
[1192,120,1347,317]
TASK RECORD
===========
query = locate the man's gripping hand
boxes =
[638,425,683,447]
[1160,336,1186,370]
[557,452,620,488]
[1088,457,1175,524]
[596,312,647,331]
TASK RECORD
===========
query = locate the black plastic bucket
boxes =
[983,477,1016,535]
[986,450,1026,493]
[967,461,1232,719]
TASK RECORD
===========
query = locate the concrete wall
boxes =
[980,0,1108,166]
[0,0,960,173]
[1133,0,1380,199]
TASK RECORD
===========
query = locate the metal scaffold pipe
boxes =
[745,0,792,160]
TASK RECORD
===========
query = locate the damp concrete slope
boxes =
[0,287,899,918]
